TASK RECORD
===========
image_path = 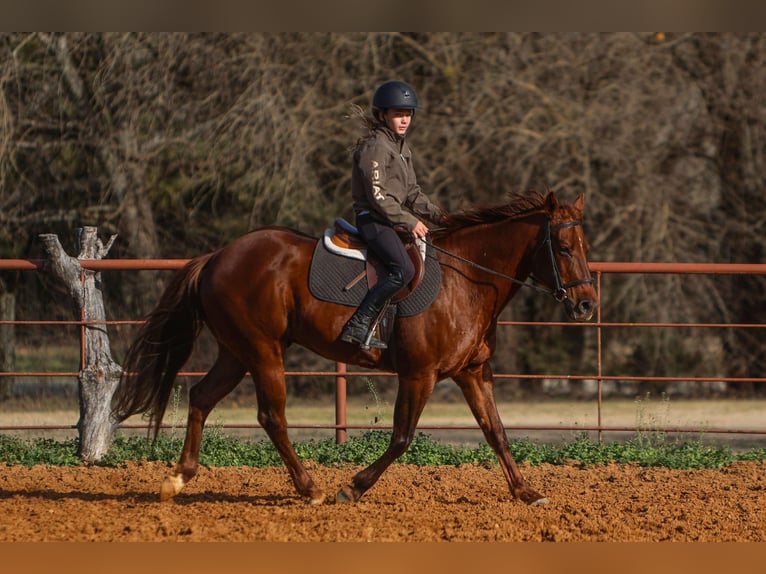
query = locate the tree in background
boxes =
[1,32,764,397]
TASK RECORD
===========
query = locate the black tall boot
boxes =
[340,270,404,349]
[339,305,387,349]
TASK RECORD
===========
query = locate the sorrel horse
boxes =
[112,191,597,506]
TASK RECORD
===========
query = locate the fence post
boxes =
[596,271,603,444]
[335,361,348,444]
[0,293,15,399]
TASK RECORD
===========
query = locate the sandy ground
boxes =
[0,459,764,542]
[2,397,764,543]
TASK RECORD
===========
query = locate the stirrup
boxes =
[361,330,387,350]
[361,310,388,349]
[341,301,390,350]
[340,327,387,350]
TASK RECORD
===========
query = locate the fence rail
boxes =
[1,258,766,444]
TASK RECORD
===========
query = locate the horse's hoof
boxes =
[309,492,327,505]
[159,484,175,502]
[516,487,548,506]
[335,486,356,503]
[159,474,184,502]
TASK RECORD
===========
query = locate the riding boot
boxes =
[340,305,388,349]
[340,270,404,349]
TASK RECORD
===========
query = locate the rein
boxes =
[426,217,594,303]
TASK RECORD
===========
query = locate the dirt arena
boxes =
[0,459,763,542]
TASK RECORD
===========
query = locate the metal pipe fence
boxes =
[1,258,765,444]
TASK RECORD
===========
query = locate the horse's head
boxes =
[530,192,598,321]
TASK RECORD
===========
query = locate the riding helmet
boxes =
[372,80,420,111]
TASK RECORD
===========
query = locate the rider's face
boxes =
[382,108,413,136]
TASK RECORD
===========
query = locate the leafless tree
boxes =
[1,32,764,397]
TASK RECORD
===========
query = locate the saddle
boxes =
[323,218,426,303]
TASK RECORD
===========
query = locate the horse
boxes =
[111,190,598,506]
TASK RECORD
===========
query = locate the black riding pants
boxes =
[355,212,415,306]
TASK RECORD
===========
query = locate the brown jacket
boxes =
[350,125,443,231]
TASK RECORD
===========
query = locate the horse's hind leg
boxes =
[454,363,548,505]
[160,348,246,501]
[250,349,326,505]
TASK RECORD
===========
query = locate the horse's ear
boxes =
[544,191,559,212]
[574,193,585,211]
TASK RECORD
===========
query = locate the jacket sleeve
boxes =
[403,151,444,224]
[405,175,444,224]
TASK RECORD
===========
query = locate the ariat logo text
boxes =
[371,160,384,201]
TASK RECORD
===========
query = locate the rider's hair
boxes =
[348,103,380,150]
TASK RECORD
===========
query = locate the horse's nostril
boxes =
[577,300,595,315]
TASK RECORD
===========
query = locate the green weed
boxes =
[0,429,763,469]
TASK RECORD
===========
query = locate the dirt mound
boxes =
[0,460,763,542]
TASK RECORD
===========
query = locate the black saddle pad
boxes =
[308,240,442,317]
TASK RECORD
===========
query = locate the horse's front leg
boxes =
[453,363,548,505]
[336,373,437,503]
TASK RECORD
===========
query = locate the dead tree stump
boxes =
[39,227,121,462]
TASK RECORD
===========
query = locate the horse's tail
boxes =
[111,251,218,437]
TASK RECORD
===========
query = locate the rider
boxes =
[340,80,447,349]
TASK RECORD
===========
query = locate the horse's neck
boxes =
[437,216,541,312]
[446,216,540,272]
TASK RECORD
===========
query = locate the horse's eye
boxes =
[559,245,572,256]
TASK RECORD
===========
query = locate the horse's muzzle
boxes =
[565,297,597,321]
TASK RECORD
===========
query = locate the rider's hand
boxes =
[412,221,429,239]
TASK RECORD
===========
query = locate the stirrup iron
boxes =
[361,316,387,350]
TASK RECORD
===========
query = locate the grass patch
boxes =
[0,429,763,469]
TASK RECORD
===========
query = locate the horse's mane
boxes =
[432,190,546,239]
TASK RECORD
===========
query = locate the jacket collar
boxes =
[375,123,406,145]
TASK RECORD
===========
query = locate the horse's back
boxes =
[210,226,315,274]
[200,227,317,313]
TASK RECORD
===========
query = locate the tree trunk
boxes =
[0,293,15,400]
[39,227,121,462]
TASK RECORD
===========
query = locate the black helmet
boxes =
[372,80,419,110]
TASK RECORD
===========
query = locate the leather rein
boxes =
[426,217,595,304]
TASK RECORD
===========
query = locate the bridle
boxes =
[426,216,595,303]
[530,218,596,303]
